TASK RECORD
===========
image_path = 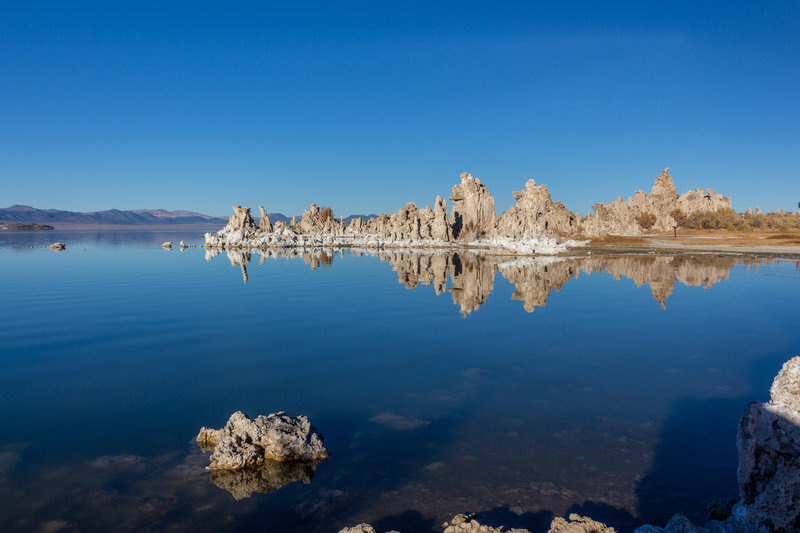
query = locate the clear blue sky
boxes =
[2,1,798,216]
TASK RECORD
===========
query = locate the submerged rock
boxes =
[549,514,617,533]
[339,513,615,533]
[339,525,399,533]
[196,410,329,470]
[443,513,530,532]
[208,458,320,500]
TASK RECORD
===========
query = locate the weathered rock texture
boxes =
[635,356,800,533]
[443,513,530,532]
[258,205,271,233]
[549,514,617,533]
[339,525,398,533]
[497,180,578,239]
[450,173,497,239]
[581,168,732,236]
[735,356,800,532]
[338,513,616,533]
[204,168,731,253]
[197,411,329,470]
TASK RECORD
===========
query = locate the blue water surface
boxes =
[0,230,798,532]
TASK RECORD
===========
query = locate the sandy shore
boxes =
[578,238,800,258]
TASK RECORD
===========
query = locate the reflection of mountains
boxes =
[208,248,781,313]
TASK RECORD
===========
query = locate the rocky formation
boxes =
[204,168,733,252]
[442,513,529,532]
[196,411,329,470]
[635,356,800,532]
[677,188,731,215]
[735,356,800,532]
[338,513,616,533]
[228,205,258,234]
[497,180,578,239]
[549,514,617,533]
[339,525,399,533]
[581,168,732,236]
[432,195,452,241]
[450,173,497,239]
[258,205,271,232]
[48,242,66,250]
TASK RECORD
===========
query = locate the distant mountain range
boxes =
[0,205,378,228]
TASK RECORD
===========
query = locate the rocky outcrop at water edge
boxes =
[338,513,617,533]
[197,410,329,470]
[204,168,732,253]
[634,356,800,532]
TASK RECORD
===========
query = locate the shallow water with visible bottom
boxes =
[1,230,799,532]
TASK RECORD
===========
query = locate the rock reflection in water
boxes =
[206,248,786,313]
[209,459,319,500]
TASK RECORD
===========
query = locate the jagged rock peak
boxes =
[651,167,677,197]
[228,206,258,232]
[450,172,496,239]
[258,205,271,232]
[497,178,577,238]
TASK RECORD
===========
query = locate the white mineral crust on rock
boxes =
[204,168,730,253]
[197,411,329,470]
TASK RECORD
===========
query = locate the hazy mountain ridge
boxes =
[0,205,228,226]
[0,205,379,228]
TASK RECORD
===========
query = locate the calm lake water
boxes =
[1,230,799,532]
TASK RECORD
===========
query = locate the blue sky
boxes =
[1,1,798,216]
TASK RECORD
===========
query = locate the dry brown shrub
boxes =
[635,212,657,230]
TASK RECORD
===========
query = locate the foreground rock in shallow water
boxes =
[338,513,616,533]
[735,356,800,532]
[196,410,329,470]
[549,514,617,533]
[635,356,800,533]
[48,242,66,250]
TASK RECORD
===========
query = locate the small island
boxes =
[0,222,54,231]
